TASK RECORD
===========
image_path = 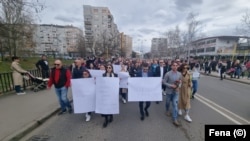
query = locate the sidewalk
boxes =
[200,71,250,85]
[0,88,72,141]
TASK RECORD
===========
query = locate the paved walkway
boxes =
[0,73,249,141]
[0,88,72,141]
[200,71,250,85]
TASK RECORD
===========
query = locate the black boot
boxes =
[109,115,113,123]
[103,120,108,128]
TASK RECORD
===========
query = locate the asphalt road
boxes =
[21,75,250,141]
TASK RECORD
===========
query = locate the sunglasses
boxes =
[54,64,60,66]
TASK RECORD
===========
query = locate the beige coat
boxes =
[11,61,27,86]
[178,72,192,109]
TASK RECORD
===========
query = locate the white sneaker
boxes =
[184,115,192,122]
[85,114,91,122]
[178,109,182,116]
[162,91,166,96]
[122,98,126,104]
[16,92,26,95]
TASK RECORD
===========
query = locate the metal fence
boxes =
[0,69,42,95]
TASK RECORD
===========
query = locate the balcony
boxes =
[84,20,92,25]
[85,30,93,34]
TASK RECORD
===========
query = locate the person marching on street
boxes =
[178,64,193,123]
[48,59,73,115]
[163,61,182,126]
[191,64,200,99]
[82,69,93,122]
[136,63,154,121]
[154,59,168,99]
[102,64,118,128]
[119,62,130,104]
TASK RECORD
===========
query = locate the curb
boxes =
[201,73,250,85]
[2,107,60,141]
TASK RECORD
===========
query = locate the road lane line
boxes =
[196,94,250,124]
[195,94,249,124]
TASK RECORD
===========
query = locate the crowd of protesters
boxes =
[46,55,250,128]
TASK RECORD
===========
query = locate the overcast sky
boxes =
[38,0,250,52]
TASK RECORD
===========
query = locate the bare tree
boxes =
[76,34,86,57]
[95,29,120,58]
[236,9,250,36]
[185,12,203,63]
[0,0,45,57]
[165,25,181,59]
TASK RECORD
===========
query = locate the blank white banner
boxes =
[113,65,121,74]
[128,77,162,102]
[95,77,119,114]
[118,72,130,88]
[71,78,96,113]
[88,70,105,78]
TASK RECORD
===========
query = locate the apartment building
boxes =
[120,33,132,58]
[150,38,168,58]
[83,5,120,57]
[33,24,83,57]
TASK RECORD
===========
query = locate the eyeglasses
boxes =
[54,64,60,66]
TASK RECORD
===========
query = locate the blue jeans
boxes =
[165,91,179,121]
[192,80,198,95]
[15,85,21,93]
[54,86,72,111]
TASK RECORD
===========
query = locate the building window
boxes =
[93,9,98,13]
[205,47,215,52]
[197,48,205,53]
[102,9,106,13]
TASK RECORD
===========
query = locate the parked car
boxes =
[63,56,73,60]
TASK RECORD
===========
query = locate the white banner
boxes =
[71,78,96,113]
[88,70,105,78]
[95,77,119,114]
[113,65,121,74]
[118,72,130,88]
[128,77,162,101]
[192,72,200,78]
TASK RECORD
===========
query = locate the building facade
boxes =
[33,24,83,57]
[83,5,120,57]
[120,33,132,58]
[188,36,250,60]
[150,38,168,58]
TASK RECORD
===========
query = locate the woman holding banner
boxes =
[82,69,93,122]
[102,64,118,128]
[119,62,130,104]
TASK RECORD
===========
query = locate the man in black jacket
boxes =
[36,55,49,78]
[154,59,168,103]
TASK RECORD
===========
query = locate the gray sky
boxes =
[38,0,250,52]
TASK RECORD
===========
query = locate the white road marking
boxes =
[195,93,250,124]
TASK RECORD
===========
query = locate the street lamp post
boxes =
[138,39,147,59]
